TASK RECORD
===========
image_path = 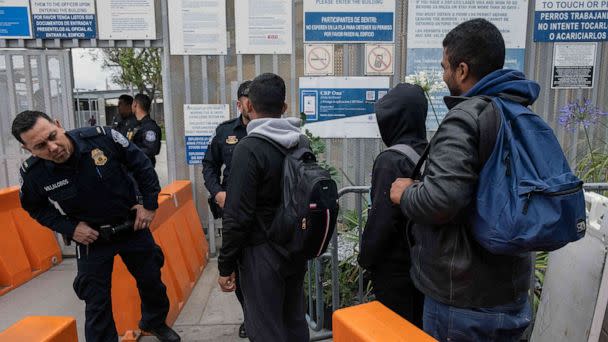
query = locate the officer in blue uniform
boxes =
[13,110,180,342]
[124,94,162,167]
[202,80,250,339]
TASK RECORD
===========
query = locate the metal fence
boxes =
[0,50,73,188]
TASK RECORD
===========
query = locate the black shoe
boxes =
[141,323,181,342]
[238,323,247,339]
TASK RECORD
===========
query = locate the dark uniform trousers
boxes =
[73,228,169,342]
[238,243,309,342]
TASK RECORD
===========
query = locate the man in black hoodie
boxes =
[217,73,309,342]
[359,83,427,326]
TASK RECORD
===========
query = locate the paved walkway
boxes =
[0,258,245,341]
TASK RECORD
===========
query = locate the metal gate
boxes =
[0,49,73,188]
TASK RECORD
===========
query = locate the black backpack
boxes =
[248,133,339,260]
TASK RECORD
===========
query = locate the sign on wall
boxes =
[305,44,335,76]
[31,0,96,39]
[97,0,156,40]
[235,0,292,54]
[184,104,230,164]
[365,44,394,76]
[169,0,227,55]
[299,77,390,138]
[534,1,608,42]
[552,43,597,89]
[406,0,528,130]
[303,0,395,43]
[0,0,32,38]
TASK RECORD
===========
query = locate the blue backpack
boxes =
[472,94,586,255]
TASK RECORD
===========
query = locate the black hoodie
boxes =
[359,83,428,271]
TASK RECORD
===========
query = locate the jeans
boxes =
[423,296,531,342]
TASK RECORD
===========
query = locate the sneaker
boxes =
[239,323,247,339]
[141,323,181,342]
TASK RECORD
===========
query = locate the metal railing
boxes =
[306,186,370,341]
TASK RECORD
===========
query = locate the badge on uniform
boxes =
[145,131,157,142]
[91,148,108,166]
[226,135,239,144]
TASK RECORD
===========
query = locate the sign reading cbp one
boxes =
[534,0,608,41]
[303,0,395,43]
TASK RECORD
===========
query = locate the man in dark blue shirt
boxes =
[13,110,180,342]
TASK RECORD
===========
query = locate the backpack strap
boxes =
[474,96,501,166]
[387,144,421,166]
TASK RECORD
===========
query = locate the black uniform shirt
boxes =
[113,115,137,138]
[19,126,161,238]
[126,115,162,167]
[202,116,247,198]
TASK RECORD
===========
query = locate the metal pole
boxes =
[160,0,177,183]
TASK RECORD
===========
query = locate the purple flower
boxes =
[559,99,608,132]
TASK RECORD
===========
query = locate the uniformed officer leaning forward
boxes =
[202,80,251,339]
[13,111,180,342]
[126,93,162,167]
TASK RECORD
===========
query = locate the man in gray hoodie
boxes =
[217,73,309,342]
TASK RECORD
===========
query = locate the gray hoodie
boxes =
[246,117,303,149]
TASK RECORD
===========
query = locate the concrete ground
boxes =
[0,258,245,341]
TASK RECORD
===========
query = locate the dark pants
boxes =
[423,296,531,342]
[73,229,170,342]
[371,267,424,327]
[235,268,244,305]
[239,243,309,342]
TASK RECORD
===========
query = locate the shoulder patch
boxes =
[145,130,157,142]
[20,156,39,174]
[111,129,130,147]
[78,126,107,139]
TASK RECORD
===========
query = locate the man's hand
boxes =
[218,272,236,292]
[132,204,156,230]
[390,178,415,205]
[72,222,99,245]
[215,191,227,209]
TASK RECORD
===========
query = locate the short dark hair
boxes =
[12,110,53,144]
[134,93,151,113]
[237,80,252,98]
[248,73,285,118]
[118,94,133,106]
[442,18,505,81]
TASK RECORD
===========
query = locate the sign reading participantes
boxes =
[31,0,96,39]
[97,0,156,40]
[235,0,292,54]
[0,0,32,38]
[303,0,395,43]
[305,44,334,76]
[534,1,608,42]
[552,43,597,89]
[299,77,390,138]
[168,0,227,55]
[406,0,528,130]
[184,104,230,164]
[365,44,394,75]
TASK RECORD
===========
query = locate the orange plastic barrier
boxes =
[333,301,437,342]
[0,187,62,296]
[0,316,78,342]
[111,181,209,336]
